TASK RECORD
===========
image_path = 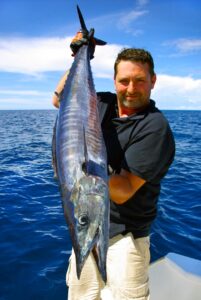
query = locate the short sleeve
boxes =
[121,114,175,182]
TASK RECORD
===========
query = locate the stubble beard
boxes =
[121,93,146,109]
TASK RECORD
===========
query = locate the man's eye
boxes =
[120,79,129,85]
[137,78,145,83]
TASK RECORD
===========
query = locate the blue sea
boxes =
[0,109,201,300]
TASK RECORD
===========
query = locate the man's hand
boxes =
[70,30,96,59]
[70,31,88,56]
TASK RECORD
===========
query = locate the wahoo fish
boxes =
[52,6,109,282]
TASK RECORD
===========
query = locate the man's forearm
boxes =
[52,70,69,108]
[109,169,146,205]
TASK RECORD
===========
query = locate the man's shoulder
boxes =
[97,92,117,123]
[97,92,117,104]
[147,100,170,127]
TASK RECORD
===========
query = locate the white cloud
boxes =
[116,9,148,35]
[92,44,123,78]
[137,0,149,6]
[152,74,201,110]
[119,10,148,28]
[0,36,73,74]
[175,39,201,52]
[164,38,201,54]
[116,0,149,32]
[88,7,147,36]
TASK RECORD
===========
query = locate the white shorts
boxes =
[66,233,150,300]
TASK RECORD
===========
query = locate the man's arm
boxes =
[52,71,69,108]
[109,169,146,204]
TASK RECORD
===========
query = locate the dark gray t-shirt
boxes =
[97,92,175,238]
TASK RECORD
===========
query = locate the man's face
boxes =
[114,60,156,114]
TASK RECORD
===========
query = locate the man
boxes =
[52,37,175,300]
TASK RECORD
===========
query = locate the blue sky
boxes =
[0,0,201,110]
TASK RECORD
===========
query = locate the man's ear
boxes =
[114,78,117,91]
[151,74,157,89]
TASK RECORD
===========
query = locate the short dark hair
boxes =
[114,48,155,78]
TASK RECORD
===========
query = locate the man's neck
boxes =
[118,104,149,118]
[118,106,135,117]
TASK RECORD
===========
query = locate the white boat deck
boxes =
[149,253,201,300]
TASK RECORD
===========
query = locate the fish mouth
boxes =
[75,227,99,279]
[92,244,107,283]
[75,227,107,282]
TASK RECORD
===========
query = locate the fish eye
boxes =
[82,162,87,173]
[78,214,89,226]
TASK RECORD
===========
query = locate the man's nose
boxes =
[127,81,135,93]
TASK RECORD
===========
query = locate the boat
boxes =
[149,252,201,300]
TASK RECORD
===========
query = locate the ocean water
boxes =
[0,109,201,300]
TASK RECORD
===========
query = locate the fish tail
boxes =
[76,5,106,46]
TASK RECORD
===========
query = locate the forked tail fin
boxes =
[76,5,106,46]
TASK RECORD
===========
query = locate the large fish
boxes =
[52,6,109,282]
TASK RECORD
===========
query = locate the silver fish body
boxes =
[53,44,109,282]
